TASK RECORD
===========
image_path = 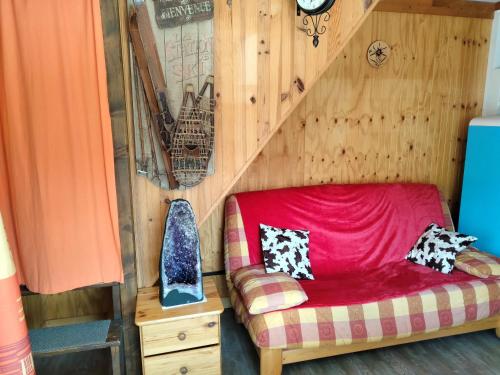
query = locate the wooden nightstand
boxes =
[135,278,224,375]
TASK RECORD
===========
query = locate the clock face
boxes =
[297,0,335,15]
[297,0,327,12]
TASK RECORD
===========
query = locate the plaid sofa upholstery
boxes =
[455,248,500,279]
[232,265,308,314]
[224,191,500,350]
[224,195,251,290]
[231,278,499,349]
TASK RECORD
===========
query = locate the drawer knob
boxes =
[207,321,216,328]
[177,332,187,341]
[180,366,188,374]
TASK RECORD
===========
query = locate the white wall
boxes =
[483,10,500,116]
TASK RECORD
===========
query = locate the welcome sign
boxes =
[153,0,213,28]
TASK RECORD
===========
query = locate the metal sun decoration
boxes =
[296,0,337,48]
[367,40,391,68]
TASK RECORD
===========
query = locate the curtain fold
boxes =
[0,0,123,293]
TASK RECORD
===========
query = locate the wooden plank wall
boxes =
[23,288,112,328]
[376,0,499,19]
[101,0,141,373]
[134,0,381,288]
[198,10,492,297]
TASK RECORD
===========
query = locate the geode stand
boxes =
[159,199,205,309]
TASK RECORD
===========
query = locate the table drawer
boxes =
[141,315,219,356]
[143,345,220,375]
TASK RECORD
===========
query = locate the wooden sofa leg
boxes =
[496,325,500,338]
[234,310,242,324]
[260,348,282,375]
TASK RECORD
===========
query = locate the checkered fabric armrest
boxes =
[224,195,251,290]
[232,265,308,315]
[455,248,500,279]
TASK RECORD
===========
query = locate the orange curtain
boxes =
[0,0,123,293]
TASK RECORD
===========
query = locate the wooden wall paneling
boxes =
[376,0,496,19]
[101,0,141,373]
[134,0,382,288]
[199,203,224,273]
[208,2,224,208]
[257,0,271,144]
[230,0,248,170]
[204,275,229,301]
[444,17,469,206]
[244,0,259,160]
[23,288,112,329]
[196,11,491,284]
[269,0,286,126]
[217,0,236,189]
[450,17,490,210]
[309,12,488,212]
[237,105,307,192]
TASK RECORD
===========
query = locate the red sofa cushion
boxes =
[297,260,478,308]
[235,183,445,279]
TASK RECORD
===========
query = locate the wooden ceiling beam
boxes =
[375,0,496,19]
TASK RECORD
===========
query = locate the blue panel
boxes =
[459,124,500,256]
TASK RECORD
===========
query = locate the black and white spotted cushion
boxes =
[405,223,477,274]
[259,224,314,280]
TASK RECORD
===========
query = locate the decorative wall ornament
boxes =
[153,0,213,29]
[130,1,215,191]
[367,40,391,68]
[196,76,216,155]
[159,199,205,309]
[303,12,331,48]
[296,0,336,47]
[171,77,215,187]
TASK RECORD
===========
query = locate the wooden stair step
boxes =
[30,319,121,356]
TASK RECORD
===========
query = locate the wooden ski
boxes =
[129,8,178,189]
[135,3,174,141]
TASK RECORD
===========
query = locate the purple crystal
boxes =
[159,199,204,308]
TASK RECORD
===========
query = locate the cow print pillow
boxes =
[259,224,314,280]
[405,223,477,274]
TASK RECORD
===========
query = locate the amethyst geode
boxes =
[159,199,204,309]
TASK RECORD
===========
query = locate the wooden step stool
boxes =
[23,283,123,375]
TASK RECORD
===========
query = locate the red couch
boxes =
[224,183,500,374]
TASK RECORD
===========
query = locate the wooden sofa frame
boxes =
[258,316,500,375]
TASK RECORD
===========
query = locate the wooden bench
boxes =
[22,283,123,375]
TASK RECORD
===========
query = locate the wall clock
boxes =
[297,0,337,48]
